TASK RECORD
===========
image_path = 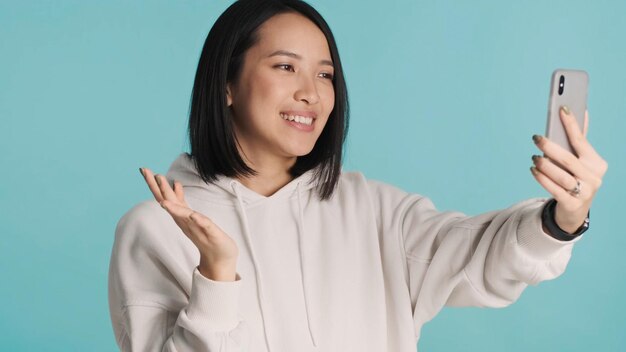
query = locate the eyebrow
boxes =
[267,50,334,68]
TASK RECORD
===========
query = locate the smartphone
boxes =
[545,69,589,160]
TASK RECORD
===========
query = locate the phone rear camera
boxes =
[558,75,565,95]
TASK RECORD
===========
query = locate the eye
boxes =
[319,72,334,80]
[274,64,295,72]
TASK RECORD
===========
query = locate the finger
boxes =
[532,155,592,198]
[558,108,605,172]
[184,210,225,247]
[154,200,193,234]
[160,200,196,231]
[534,135,592,180]
[173,180,186,203]
[559,106,590,157]
[141,167,164,203]
[530,166,578,203]
[155,174,179,202]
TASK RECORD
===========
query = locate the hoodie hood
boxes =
[165,153,320,203]
[165,153,321,350]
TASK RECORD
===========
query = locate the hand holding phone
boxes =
[531,68,607,236]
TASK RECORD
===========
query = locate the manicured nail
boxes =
[155,174,161,186]
[532,155,540,163]
[560,105,570,116]
[139,167,144,177]
[530,166,538,175]
[532,135,541,144]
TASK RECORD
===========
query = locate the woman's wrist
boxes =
[198,258,237,281]
[198,265,237,281]
[541,198,590,241]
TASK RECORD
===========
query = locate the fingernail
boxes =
[160,201,166,209]
[139,167,144,177]
[560,105,570,116]
[532,155,539,162]
[155,174,161,186]
[532,134,541,144]
[530,166,538,175]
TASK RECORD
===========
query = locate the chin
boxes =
[292,149,314,158]
[279,136,320,157]
[285,145,315,157]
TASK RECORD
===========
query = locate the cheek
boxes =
[245,79,272,103]
[240,70,276,100]
[317,87,335,130]
[322,86,335,113]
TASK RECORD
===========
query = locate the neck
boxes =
[236,152,297,197]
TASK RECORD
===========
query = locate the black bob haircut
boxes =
[186,0,349,201]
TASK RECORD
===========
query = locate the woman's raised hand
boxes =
[139,167,239,281]
[530,107,608,234]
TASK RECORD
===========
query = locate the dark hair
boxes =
[186,0,349,200]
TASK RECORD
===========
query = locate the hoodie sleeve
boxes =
[108,202,250,351]
[366,179,582,325]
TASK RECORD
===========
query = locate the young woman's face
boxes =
[226,12,335,166]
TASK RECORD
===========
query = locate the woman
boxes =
[108,0,608,351]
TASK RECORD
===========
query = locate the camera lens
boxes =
[558,75,565,95]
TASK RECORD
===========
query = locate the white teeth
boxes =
[280,113,313,126]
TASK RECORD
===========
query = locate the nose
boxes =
[294,75,320,105]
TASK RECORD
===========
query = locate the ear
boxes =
[226,83,233,106]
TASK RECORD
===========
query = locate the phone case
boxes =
[545,69,588,159]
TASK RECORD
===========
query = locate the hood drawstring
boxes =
[230,181,273,352]
[296,181,317,347]
[230,180,317,350]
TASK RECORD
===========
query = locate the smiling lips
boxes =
[280,112,314,126]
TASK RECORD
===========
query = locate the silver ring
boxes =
[569,179,582,197]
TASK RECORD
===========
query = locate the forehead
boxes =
[253,12,331,57]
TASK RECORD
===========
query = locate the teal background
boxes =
[1,0,624,350]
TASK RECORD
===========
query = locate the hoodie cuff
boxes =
[517,201,583,259]
[186,266,242,331]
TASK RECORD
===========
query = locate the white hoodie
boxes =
[108,153,581,352]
